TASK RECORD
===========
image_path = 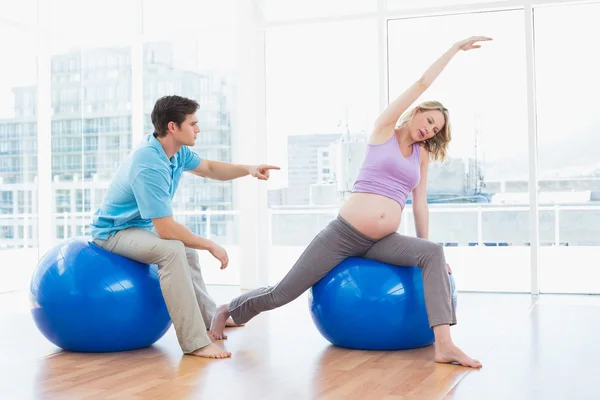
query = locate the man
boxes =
[91,95,279,359]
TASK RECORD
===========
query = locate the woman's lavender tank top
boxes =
[352,133,421,208]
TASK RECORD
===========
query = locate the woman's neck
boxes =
[395,125,415,147]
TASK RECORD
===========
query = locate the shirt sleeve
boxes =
[181,146,201,171]
[131,167,173,219]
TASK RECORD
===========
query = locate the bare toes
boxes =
[211,332,227,340]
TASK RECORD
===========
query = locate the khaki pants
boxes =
[93,227,215,353]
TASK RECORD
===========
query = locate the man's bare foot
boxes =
[209,304,231,340]
[188,343,231,359]
[434,343,482,368]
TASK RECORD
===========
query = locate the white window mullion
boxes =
[236,0,270,289]
[131,0,144,146]
[36,0,53,256]
[378,0,389,114]
[524,4,540,295]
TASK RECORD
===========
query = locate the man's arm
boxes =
[130,161,230,269]
[190,159,249,180]
[153,216,229,269]
[153,216,214,249]
[190,159,280,181]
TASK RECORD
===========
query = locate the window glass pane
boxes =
[388,10,529,292]
[0,15,39,292]
[265,19,378,283]
[49,0,136,244]
[143,0,240,285]
[0,0,38,28]
[535,3,600,294]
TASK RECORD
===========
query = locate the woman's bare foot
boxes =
[207,317,242,334]
[432,324,482,368]
[210,304,231,340]
[225,317,244,327]
[434,343,482,368]
[188,343,231,359]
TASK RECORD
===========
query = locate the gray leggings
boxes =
[229,215,456,328]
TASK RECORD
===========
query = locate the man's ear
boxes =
[167,121,176,133]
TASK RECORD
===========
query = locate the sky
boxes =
[0,24,37,119]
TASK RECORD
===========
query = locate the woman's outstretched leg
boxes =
[209,216,376,339]
[363,233,481,368]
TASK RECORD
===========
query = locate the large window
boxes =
[265,20,379,284]
[535,3,600,294]
[2,0,598,296]
[388,10,529,292]
[0,0,242,290]
[0,3,39,292]
[143,0,240,285]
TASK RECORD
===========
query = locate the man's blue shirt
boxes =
[90,134,201,240]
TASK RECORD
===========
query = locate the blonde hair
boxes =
[395,100,451,162]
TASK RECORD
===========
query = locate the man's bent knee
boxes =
[162,239,186,257]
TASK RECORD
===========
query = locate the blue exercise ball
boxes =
[308,257,457,351]
[30,237,172,352]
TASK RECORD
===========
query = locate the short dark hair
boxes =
[151,95,199,138]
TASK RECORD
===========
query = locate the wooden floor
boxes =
[1,287,600,400]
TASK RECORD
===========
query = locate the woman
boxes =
[211,36,491,368]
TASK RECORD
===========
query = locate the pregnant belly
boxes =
[338,193,404,240]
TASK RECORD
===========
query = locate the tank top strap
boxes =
[412,142,421,162]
